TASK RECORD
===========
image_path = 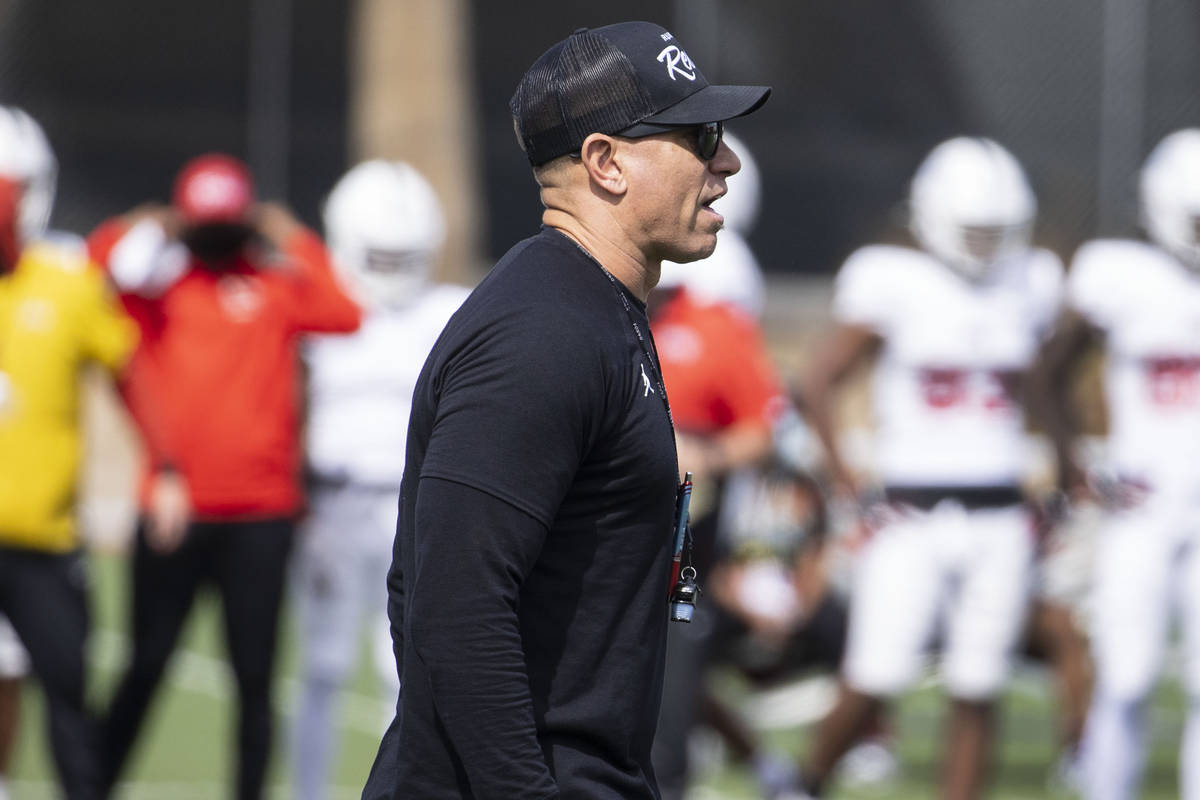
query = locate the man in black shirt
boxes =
[362,20,769,800]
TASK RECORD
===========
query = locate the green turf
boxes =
[9,552,1187,798]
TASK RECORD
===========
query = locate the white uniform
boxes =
[835,244,1062,699]
[1071,240,1200,800]
[294,283,469,692]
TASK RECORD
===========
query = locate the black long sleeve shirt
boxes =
[362,228,679,800]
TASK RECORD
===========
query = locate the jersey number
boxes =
[1145,357,1200,407]
[918,368,1018,411]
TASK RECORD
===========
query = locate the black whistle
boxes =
[669,569,700,623]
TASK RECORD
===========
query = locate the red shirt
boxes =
[89,221,361,518]
[651,288,783,435]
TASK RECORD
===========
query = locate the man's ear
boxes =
[578,133,627,197]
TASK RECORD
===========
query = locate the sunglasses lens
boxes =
[697,122,723,160]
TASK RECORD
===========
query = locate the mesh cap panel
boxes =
[511,30,655,166]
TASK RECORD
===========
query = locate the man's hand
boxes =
[147,469,191,553]
[122,203,184,239]
[253,202,302,249]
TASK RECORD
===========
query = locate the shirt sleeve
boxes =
[832,246,895,332]
[87,218,177,467]
[79,262,138,372]
[419,309,600,526]
[274,228,363,335]
[87,218,166,336]
[394,308,604,795]
[405,477,560,799]
[1066,241,1124,330]
[1027,248,1066,336]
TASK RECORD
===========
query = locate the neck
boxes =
[543,208,659,302]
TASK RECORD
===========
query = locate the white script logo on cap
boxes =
[657,45,697,82]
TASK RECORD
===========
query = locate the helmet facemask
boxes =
[323,160,446,310]
[343,246,436,309]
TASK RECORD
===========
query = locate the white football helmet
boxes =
[909,137,1035,280]
[323,160,446,308]
[0,106,57,245]
[1140,129,1200,270]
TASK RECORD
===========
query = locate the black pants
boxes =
[0,545,100,799]
[101,517,294,800]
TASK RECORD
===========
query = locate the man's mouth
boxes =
[700,194,725,225]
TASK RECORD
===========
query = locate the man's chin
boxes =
[666,234,719,264]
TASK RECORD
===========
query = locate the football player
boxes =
[794,138,1064,800]
[0,106,136,800]
[1042,128,1200,800]
[290,161,470,800]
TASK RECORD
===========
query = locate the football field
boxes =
[9,552,1185,799]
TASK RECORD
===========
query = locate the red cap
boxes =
[172,153,255,226]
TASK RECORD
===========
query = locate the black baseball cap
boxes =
[510,21,771,166]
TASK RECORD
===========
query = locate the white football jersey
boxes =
[1068,240,1200,494]
[304,283,470,487]
[835,245,1063,486]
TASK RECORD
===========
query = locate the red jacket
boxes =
[89,220,361,518]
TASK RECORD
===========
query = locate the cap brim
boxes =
[638,84,770,128]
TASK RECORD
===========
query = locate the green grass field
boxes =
[8,552,1186,799]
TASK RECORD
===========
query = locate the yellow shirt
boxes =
[0,235,137,551]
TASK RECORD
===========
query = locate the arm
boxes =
[676,420,772,480]
[793,323,881,496]
[90,208,188,300]
[1027,310,1104,495]
[405,477,559,798]
[257,202,361,334]
[88,213,193,550]
[79,261,139,374]
[390,306,602,796]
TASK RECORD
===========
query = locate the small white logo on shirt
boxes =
[217,274,265,322]
[657,45,697,81]
[660,31,673,42]
[17,298,55,331]
[641,363,655,397]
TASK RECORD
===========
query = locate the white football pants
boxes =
[290,483,400,800]
[1081,497,1200,800]
[843,501,1034,700]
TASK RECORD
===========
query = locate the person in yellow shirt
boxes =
[0,106,135,800]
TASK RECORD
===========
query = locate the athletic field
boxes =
[9,552,1185,799]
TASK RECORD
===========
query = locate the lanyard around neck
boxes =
[594,261,676,431]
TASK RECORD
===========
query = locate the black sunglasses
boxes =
[692,121,724,161]
[573,120,725,161]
